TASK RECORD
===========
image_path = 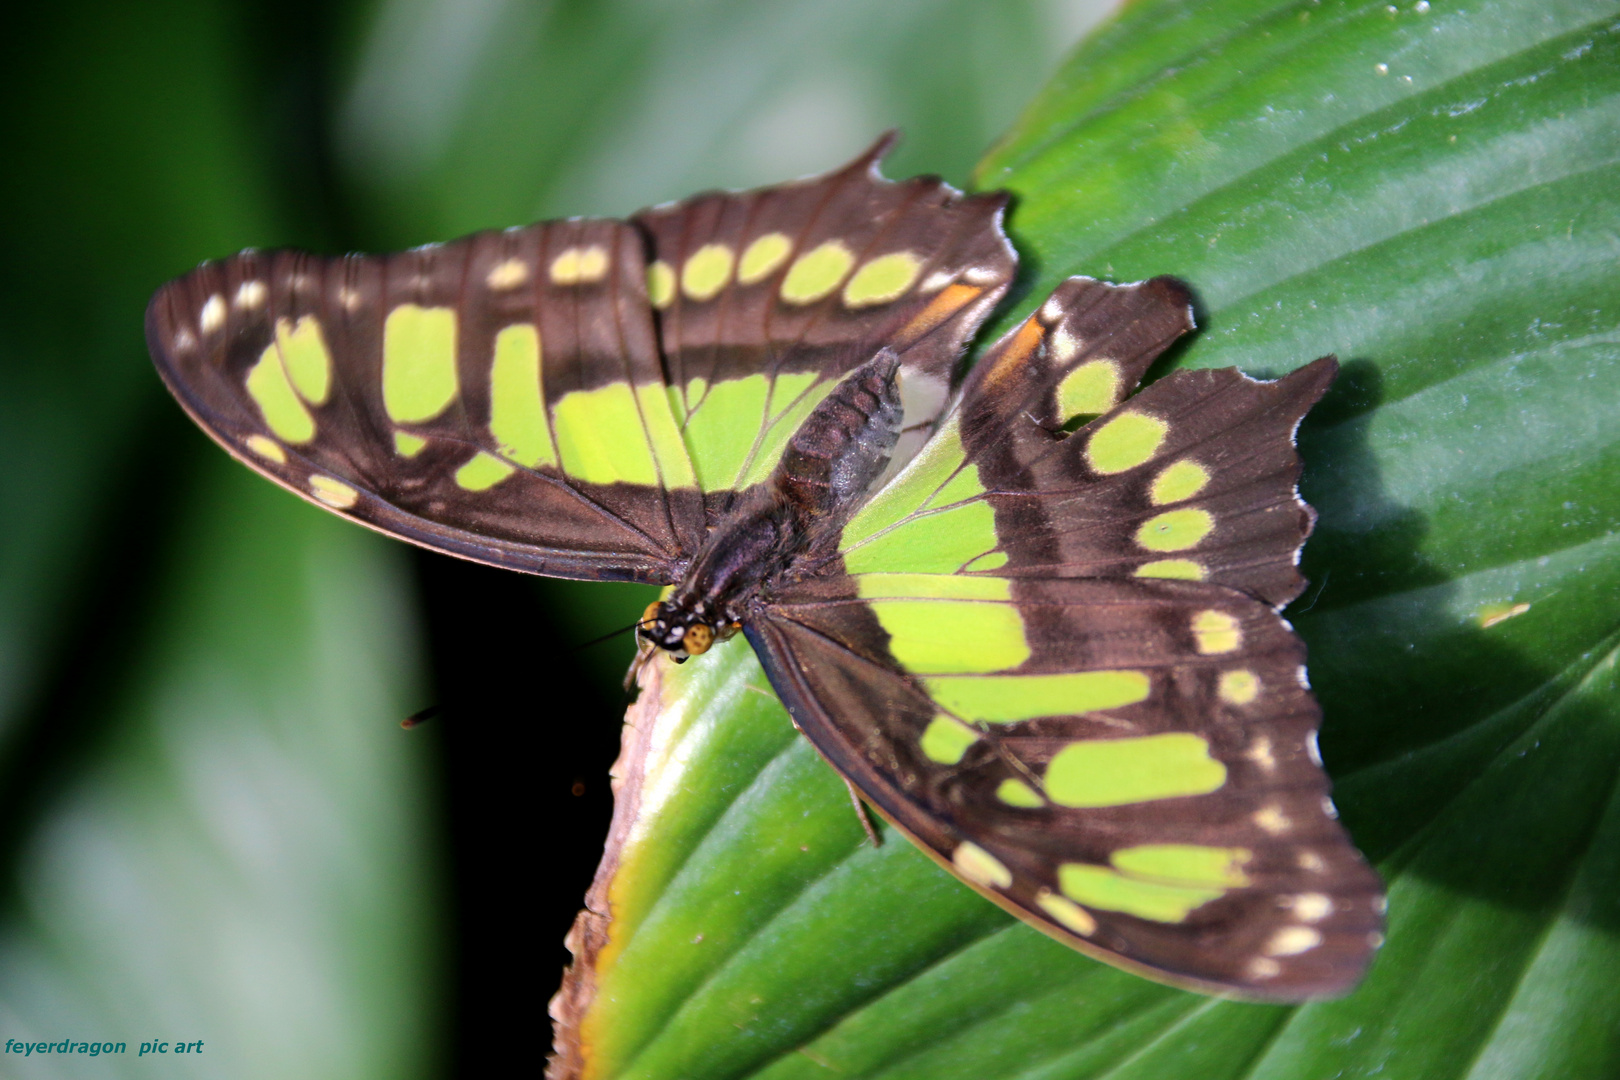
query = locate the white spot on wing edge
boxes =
[1247,957,1281,980]
[487,258,529,290]
[1254,804,1291,834]
[234,279,267,308]
[1283,893,1334,922]
[199,295,226,333]
[1050,326,1081,363]
[1244,735,1276,770]
[1265,926,1322,956]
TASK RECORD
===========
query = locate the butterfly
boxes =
[145,134,1383,1000]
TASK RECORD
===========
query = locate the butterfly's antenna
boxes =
[571,614,656,654]
[401,704,441,729]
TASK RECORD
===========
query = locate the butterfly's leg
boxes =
[842,775,883,847]
[624,638,656,692]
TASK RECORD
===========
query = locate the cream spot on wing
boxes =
[1035,888,1098,936]
[1254,804,1291,834]
[172,328,196,352]
[245,435,285,464]
[1298,851,1326,873]
[309,475,358,509]
[1040,294,1068,324]
[234,279,267,308]
[1266,926,1322,957]
[199,294,226,333]
[486,258,529,290]
[1368,931,1386,948]
[339,287,361,311]
[550,245,609,285]
[1243,734,1275,769]
[920,269,955,293]
[1322,796,1340,819]
[1285,893,1334,922]
[1247,957,1282,980]
[1220,670,1262,706]
[952,842,1012,889]
[1049,326,1080,363]
[1306,731,1323,766]
[578,246,610,282]
[963,265,1002,286]
[1372,895,1389,915]
[1192,609,1242,654]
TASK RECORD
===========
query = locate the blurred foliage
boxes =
[0,0,1105,1076]
[559,1,1620,1078]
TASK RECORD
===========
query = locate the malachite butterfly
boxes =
[145,135,1384,1005]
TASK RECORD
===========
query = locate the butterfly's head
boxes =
[638,601,740,662]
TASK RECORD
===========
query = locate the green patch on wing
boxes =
[840,417,1001,574]
[679,372,836,491]
[855,573,1029,674]
[549,381,696,489]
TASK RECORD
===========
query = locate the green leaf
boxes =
[558,1,1620,1077]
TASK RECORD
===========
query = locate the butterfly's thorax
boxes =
[645,352,903,657]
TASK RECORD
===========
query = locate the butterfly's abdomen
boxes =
[776,350,903,519]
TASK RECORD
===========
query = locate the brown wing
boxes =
[763,276,1382,998]
[145,138,1018,582]
[146,221,701,582]
[749,574,1383,1000]
[635,133,1016,500]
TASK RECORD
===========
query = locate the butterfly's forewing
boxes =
[753,279,1382,999]
[147,220,698,581]
[635,134,1014,500]
[146,137,1015,581]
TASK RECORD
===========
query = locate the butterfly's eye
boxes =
[682,624,714,655]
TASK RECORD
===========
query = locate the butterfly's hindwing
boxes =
[759,277,1382,998]
[146,137,1016,581]
[754,572,1380,998]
